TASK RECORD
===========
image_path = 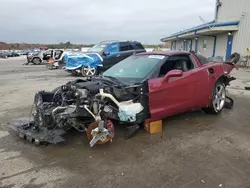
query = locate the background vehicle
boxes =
[0,51,8,59]
[64,52,103,76]
[4,51,15,57]
[26,49,65,65]
[10,51,20,57]
[87,40,146,73]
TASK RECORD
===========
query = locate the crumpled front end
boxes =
[8,78,151,147]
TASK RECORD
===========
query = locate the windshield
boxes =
[88,43,107,53]
[103,54,166,82]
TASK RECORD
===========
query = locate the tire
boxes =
[32,57,42,65]
[81,65,97,77]
[202,80,226,114]
[227,53,240,64]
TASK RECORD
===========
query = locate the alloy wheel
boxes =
[82,65,96,77]
[213,83,226,111]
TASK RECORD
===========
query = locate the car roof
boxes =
[100,40,142,44]
[136,50,191,56]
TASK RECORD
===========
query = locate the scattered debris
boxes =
[201,180,205,183]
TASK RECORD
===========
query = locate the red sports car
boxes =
[9,51,240,147]
[103,51,238,121]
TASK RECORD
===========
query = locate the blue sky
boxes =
[0,0,215,44]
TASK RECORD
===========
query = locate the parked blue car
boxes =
[65,52,103,76]
[65,40,146,76]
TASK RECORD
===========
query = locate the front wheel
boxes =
[81,65,97,77]
[202,81,226,114]
[32,58,42,65]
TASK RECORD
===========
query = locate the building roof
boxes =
[161,20,240,42]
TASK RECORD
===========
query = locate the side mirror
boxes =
[103,51,110,56]
[161,70,183,83]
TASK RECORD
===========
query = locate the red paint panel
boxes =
[146,54,238,123]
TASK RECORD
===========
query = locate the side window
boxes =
[43,50,52,56]
[158,55,195,77]
[158,58,177,77]
[119,42,133,51]
[54,50,63,59]
[175,55,195,71]
[106,43,119,54]
[132,43,144,50]
[196,54,209,65]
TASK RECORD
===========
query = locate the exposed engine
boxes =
[9,78,150,147]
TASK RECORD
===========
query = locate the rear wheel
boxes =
[32,57,42,65]
[203,81,226,114]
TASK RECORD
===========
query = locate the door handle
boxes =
[116,54,120,57]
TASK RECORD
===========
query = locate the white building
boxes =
[161,0,250,60]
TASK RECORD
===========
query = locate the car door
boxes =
[101,42,120,70]
[147,55,204,121]
[190,54,217,107]
[54,50,64,61]
[42,50,53,61]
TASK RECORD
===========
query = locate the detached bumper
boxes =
[8,117,66,145]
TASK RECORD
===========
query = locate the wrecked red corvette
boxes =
[9,51,240,147]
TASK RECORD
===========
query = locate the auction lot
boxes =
[1,56,250,188]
